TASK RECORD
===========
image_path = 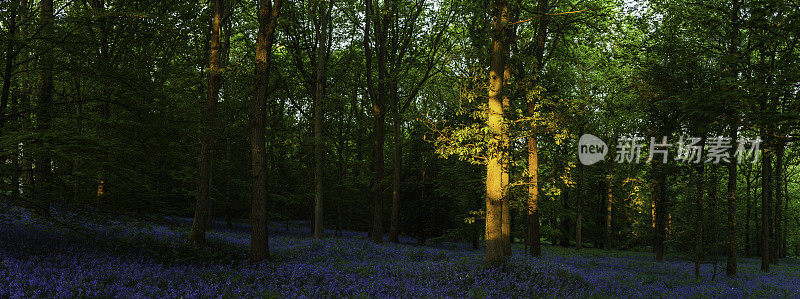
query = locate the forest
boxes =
[1,0,799,296]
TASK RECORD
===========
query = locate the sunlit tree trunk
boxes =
[191,0,224,245]
[250,0,281,264]
[485,0,508,267]
[500,66,511,256]
[527,129,540,256]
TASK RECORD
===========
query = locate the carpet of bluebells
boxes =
[2,201,799,298]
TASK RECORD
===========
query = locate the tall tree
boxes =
[363,0,388,243]
[773,142,783,262]
[605,163,612,250]
[485,0,509,267]
[724,0,742,276]
[575,123,584,250]
[387,0,448,244]
[525,0,548,258]
[250,0,282,264]
[90,0,111,200]
[191,0,225,245]
[760,138,771,271]
[34,0,54,217]
[0,0,19,129]
[313,0,334,239]
[693,157,705,278]
[17,0,33,207]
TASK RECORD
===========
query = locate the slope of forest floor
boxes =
[1,201,799,298]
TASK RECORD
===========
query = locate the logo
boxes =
[578,134,608,165]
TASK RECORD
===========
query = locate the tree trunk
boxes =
[337,137,344,237]
[760,140,771,272]
[694,161,705,277]
[313,0,332,240]
[525,0,548,258]
[724,0,740,276]
[390,91,401,243]
[575,125,584,250]
[782,169,788,258]
[605,163,612,251]
[364,0,388,244]
[773,142,782,263]
[371,113,385,243]
[250,0,281,264]
[654,165,667,262]
[560,188,570,246]
[708,166,719,273]
[90,0,111,201]
[500,67,511,256]
[485,0,508,268]
[745,165,751,256]
[34,0,55,217]
[17,0,32,207]
[0,0,18,130]
[726,126,738,276]
[527,129,540,257]
[191,0,224,245]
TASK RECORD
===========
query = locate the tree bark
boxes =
[90,0,111,201]
[0,0,18,130]
[191,0,224,245]
[724,0,740,276]
[34,0,54,217]
[500,67,511,257]
[364,0,389,244]
[250,0,281,264]
[726,126,738,276]
[575,125,584,250]
[313,0,333,240]
[605,163,612,251]
[17,0,33,208]
[389,92,401,243]
[745,165,751,256]
[485,0,508,267]
[694,160,705,278]
[654,165,667,262]
[708,166,719,273]
[525,0,548,258]
[773,142,783,263]
[760,139,771,272]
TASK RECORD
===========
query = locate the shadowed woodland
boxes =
[1,0,800,296]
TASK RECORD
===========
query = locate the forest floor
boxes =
[1,201,799,298]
